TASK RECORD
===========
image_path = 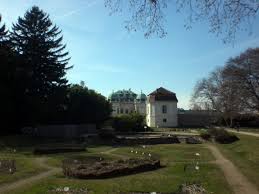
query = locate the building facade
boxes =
[146,87,178,127]
[108,89,146,116]
[108,87,178,128]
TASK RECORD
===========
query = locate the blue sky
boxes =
[1,0,259,108]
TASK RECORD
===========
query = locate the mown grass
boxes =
[217,134,259,190]
[6,143,233,194]
[0,151,46,185]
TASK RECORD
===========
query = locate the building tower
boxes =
[146,87,178,127]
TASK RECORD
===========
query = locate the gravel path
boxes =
[0,157,61,194]
[227,129,259,137]
[206,144,259,194]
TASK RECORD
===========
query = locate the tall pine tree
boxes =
[0,15,7,42]
[0,15,17,134]
[11,6,71,100]
[11,6,71,125]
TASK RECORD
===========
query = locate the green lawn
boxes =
[217,134,259,190]
[238,128,259,133]
[0,152,46,185]
[5,143,233,194]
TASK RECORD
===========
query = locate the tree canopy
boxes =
[191,47,259,126]
[0,6,112,134]
[11,6,71,100]
[105,0,259,43]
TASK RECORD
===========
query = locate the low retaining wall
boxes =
[115,136,180,145]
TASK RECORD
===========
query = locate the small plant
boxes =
[0,159,16,174]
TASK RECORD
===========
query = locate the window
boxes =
[120,108,124,114]
[163,118,167,123]
[125,109,128,114]
[117,108,120,114]
[162,105,167,114]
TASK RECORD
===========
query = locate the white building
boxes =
[108,89,146,116]
[146,87,178,127]
[108,87,178,128]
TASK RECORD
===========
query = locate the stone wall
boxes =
[178,111,219,127]
[34,124,96,138]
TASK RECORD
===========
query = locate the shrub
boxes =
[185,137,202,144]
[200,131,211,140]
[112,113,146,132]
[98,127,116,138]
[213,130,239,144]
[201,128,239,144]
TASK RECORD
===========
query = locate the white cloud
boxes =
[55,0,100,20]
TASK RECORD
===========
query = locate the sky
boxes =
[1,0,259,109]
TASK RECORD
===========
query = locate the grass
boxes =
[238,127,259,133]
[217,134,259,190]
[4,143,233,194]
[0,151,46,185]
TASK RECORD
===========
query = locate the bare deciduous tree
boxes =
[105,0,259,42]
[191,67,243,126]
[223,48,259,112]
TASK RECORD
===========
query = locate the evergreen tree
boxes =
[0,15,7,42]
[0,15,17,134]
[10,6,71,125]
[11,6,71,100]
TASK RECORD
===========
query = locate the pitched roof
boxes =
[148,87,178,102]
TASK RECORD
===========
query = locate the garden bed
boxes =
[62,158,161,179]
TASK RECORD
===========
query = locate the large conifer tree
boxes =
[10,6,71,125]
[0,15,17,133]
[0,15,7,42]
[11,6,71,100]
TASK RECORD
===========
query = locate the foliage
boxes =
[191,48,259,127]
[63,84,112,125]
[200,131,211,141]
[105,0,259,43]
[10,6,71,126]
[0,15,20,134]
[201,128,239,144]
[191,67,242,127]
[0,7,112,134]
[112,113,146,132]
[223,48,259,112]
